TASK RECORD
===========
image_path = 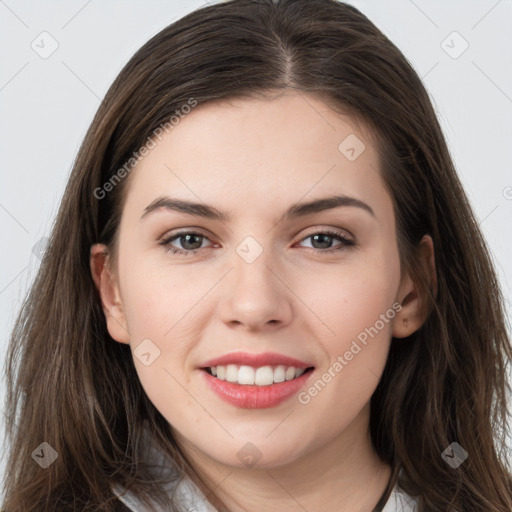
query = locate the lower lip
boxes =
[200,369,314,409]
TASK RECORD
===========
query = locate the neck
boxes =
[175,403,392,512]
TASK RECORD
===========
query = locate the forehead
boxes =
[122,91,388,222]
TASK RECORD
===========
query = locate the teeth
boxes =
[274,365,286,383]
[285,367,295,381]
[226,364,239,383]
[255,366,274,386]
[208,364,309,386]
[216,366,226,380]
[238,365,255,385]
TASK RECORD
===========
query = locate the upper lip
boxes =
[199,351,314,369]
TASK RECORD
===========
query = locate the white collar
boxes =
[381,484,418,512]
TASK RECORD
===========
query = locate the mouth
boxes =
[198,351,316,408]
[202,364,315,386]
[199,360,315,409]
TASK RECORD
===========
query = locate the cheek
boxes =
[299,245,400,401]
[119,255,194,336]
[118,267,200,417]
[118,257,211,375]
[122,280,166,340]
[302,247,400,344]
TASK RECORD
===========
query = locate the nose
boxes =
[218,245,293,331]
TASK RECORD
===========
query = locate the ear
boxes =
[392,234,437,338]
[90,243,130,344]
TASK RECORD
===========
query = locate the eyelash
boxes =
[159,229,355,256]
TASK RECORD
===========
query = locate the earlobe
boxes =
[392,235,437,339]
[90,243,130,344]
[392,273,420,339]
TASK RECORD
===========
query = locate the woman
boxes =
[3,0,512,510]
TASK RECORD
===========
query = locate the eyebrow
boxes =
[140,194,375,222]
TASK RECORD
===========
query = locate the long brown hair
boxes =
[3,0,512,510]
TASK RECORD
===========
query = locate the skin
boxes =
[91,90,436,511]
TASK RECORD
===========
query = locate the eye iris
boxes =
[311,234,333,249]
[180,234,203,250]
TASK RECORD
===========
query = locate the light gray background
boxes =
[1,0,511,487]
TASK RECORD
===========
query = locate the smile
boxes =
[201,365,315,409]
[205,364,310,386]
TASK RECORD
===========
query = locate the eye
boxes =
[159,231,213,255]
[159,228,355,256]
[296,229,355,253]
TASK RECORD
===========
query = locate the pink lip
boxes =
[201,368,314,409]
[199,351,314,369]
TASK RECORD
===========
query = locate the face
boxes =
[92,90,418,471]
